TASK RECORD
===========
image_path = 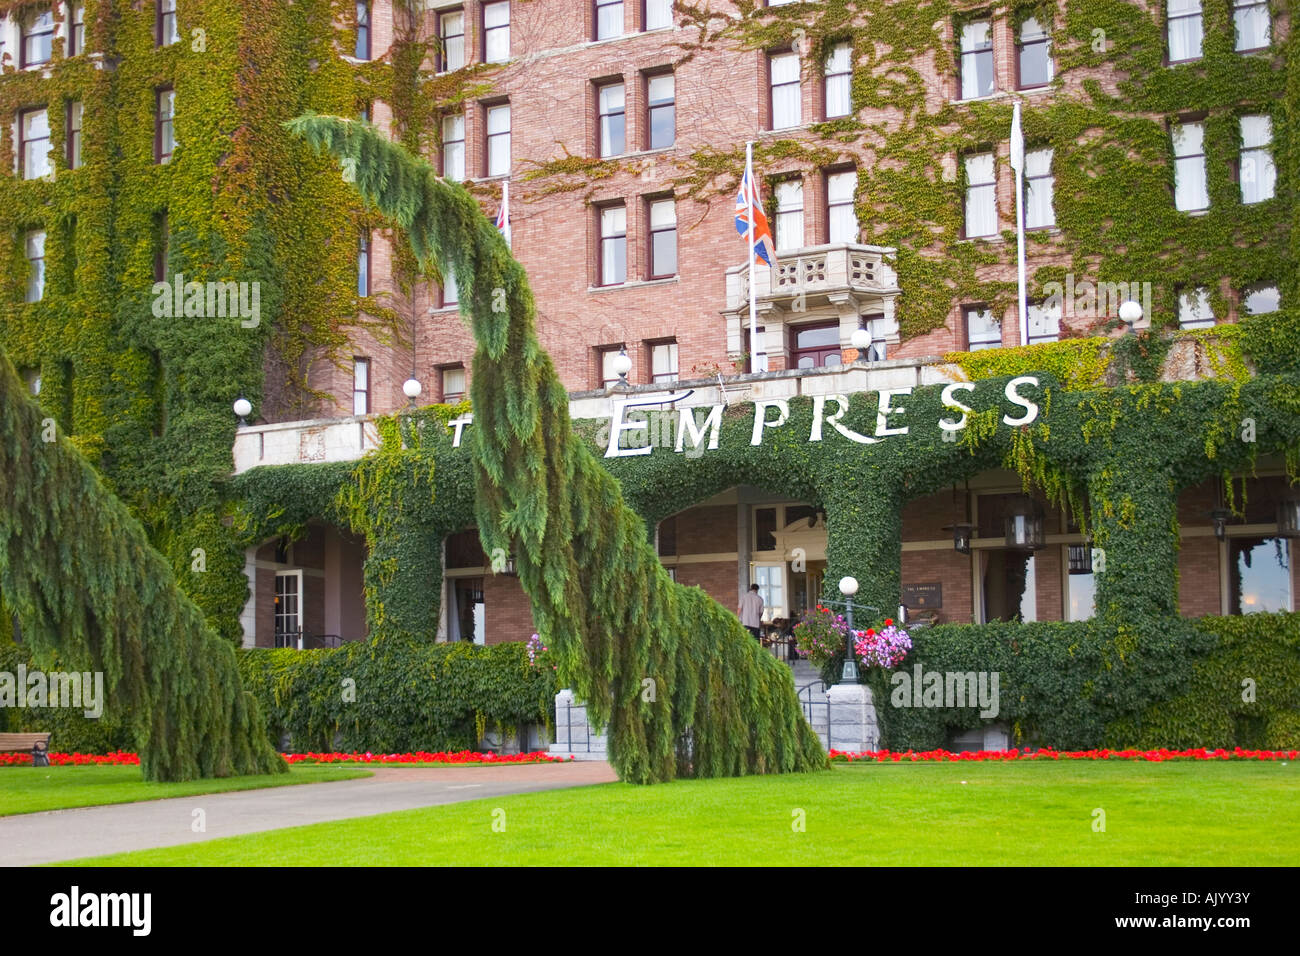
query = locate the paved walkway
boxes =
[0,762,618,866]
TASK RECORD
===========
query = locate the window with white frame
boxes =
[273,570,303,646]
[486,103,510,176]
[1027,299,1062,344]
[158,0,179,48]
[596,0,623,40]
[354,1,370,59]
[598,82,625,157]
[648,198,676,278]
[442,268,458,305]
[1167,0,1202,62]
[769,52,801,130]
[647,73,674,150]
[963,152,997,237]
[1177,287,1215,328]
[1241,283,1280,315]
[965,305,1001,350]
[650,340,678,383]
[1172,121,1208,212]
[1017,17,1052,88]
[19,107,51,179]
[155,87,175,164]
[959,20,994,99]
[439,9,464,71]
[860,314,889,362]
[599,205,626,286]
[26,230,46,303]
[66,100,82,170]
[824,42,851,118]
[826,170,857,243]
[442,365,466,403]
[483,1,509,64]
[357,231,370,296]
[644,0,672,29]
[68,3,85,56]
[1239,114,1275,204]
[774,179,804,251]
[599,345,627,386]
[1025,147,1055,229]
[1233,0,1269,52]
[23,8,54,66]
[352,357,370,415]
[442,113,465,181]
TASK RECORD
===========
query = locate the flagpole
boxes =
[502,180,511,249]
[1011,102,1028,348]
[746,141,762,370]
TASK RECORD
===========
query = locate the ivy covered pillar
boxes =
[1086,460,1181,625]
[819,473,903,621]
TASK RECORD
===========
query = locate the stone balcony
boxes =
[724,242,901,314]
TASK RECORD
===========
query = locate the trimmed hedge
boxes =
[871,612,1300,751]
[236,640,558,753]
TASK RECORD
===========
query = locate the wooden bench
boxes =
[0,733,52,766]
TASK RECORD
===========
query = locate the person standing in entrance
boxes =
[738,583,764,641]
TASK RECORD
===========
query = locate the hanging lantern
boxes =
[1067,543,1093,574]
[1210,508,1231,541]
[947,523,973,555]
[1277,491,1300,538]
[1005,497,1045,550]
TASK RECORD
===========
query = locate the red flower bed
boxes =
[1,750,571,767]
[281,750,570,765]
[830,747,1299,763]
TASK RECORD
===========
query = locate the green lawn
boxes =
[0,764,371,816]
[62,760,1300,866]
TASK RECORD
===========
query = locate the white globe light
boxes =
[612,350,633,376]
[839,575,859,597]
[403,378,422,399]
[850,327,872,352]
[232,398,252,419]
[1118,300,1143,323]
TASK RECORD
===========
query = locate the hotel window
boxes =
[769,52,801,130]
[441,269,459,305]
[442,113,465,181]
[746,325,768,373]
[158,0,179,48]
[352,357,370,415]
[155,87,175,164]
[26,230,46,303]
[1024,147,1055,228]
[439,9,465,71]
[354,1,370,60]
[598,204,627,286]
[23,368,42,396]
[644,0,671,30]
[1239,115,1275,204]
[597,82,626,157]
[826,169,857,243]
[486,103,510,177]
[1241,283,1280,315]
[1017,17,1052,89]
[1167,0,1202,63]
[1172,121,1208,212]
[274,571,304,647]
[599,344,627,387]
[441,365,466,403]
[19,107,52,179]
[965,305,1001,350]
[1233,0,1270,52]
[66,100,83,170]
[648,198,677,278]
[68,3,85,56]
[774,179,804,252]
[1177,287,1215,328]
[646,72,674,150]
[1230,537,1291,614]
[483,1,510,64]
[963,152,997,237]
[357,231,370,296]
[958,20,994,100]
[824,42,851,119]
[358,101,371,123]
[791,321,842,369]
[596,0,623,40]
[22,8,54,67]
[860,313,888,361]
[1026,299,1061,344]
[1066,547,1097,621]
[650,340,678,383]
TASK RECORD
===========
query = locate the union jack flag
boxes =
[735,165,776,268]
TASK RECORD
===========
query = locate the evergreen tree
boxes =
[292,115,826,782]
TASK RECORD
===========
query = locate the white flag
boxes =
[1009,101,1025,173]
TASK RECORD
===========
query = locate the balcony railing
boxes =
[273,631,351,650]
[725,242,900,312]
